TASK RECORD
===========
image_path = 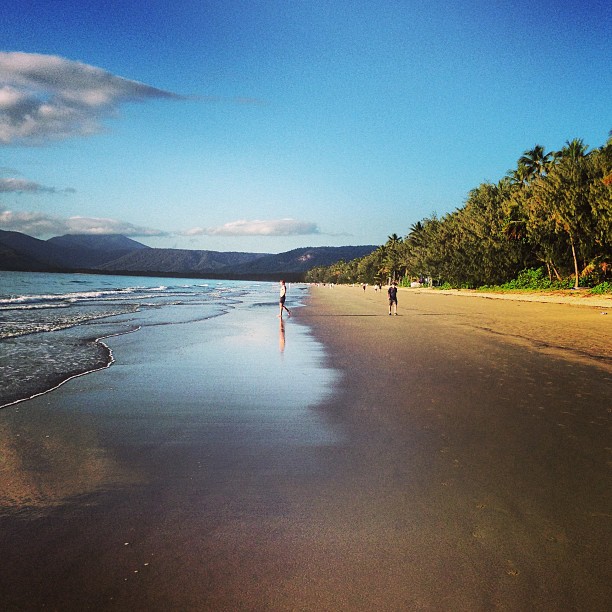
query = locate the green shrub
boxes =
[590,282,612,294]
[501,268,552,290]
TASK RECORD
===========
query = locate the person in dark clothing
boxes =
[387,282,398,315]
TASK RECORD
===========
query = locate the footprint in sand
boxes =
[544,531,568,544]
[472,529,486,540]
[506,560,520,577]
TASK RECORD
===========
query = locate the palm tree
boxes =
[518,145,552,181]
[507,163,531,187]
[556,138,589,161]
[385,234,404,282]
[532,148,595,289]
[406,222,424,245]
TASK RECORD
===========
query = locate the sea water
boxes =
[0,271,301,407]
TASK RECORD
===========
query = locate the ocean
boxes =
[0,271,307,408]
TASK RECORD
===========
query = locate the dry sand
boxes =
[1,285,610,611]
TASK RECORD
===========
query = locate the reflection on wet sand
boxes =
[0,415,138,513]
[279,318,285,353]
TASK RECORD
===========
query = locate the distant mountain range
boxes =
[0,230,376,281]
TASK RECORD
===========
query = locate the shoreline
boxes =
[0,326,141,409]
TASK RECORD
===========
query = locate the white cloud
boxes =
[66,216,167,236]
[0,207,167,237]
[0,177,74,193]
[0,52,184,145]
[183,218,320,237]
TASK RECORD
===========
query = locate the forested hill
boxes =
[0,230,376,280]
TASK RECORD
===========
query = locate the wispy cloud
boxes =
[0,207,167,237]
[183,218,320,237]
[0,52,185,145]
[0,177,75,193]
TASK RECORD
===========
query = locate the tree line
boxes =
[306,133,612,291]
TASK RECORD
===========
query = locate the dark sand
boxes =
[1,286,611,611]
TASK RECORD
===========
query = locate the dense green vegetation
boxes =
[306,133,612,292]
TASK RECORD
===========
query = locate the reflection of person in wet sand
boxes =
[279,280,291,318]
[279,318,285,353]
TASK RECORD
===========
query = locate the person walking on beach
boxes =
[279,280,291,318]
[388,282,398,315]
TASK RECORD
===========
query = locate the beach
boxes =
[1,283,611,610]
[299,286,611,610]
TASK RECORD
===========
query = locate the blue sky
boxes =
[1,0,610,253]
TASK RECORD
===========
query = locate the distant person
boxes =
[362,283,366,291]
[279,280,291,318]
[388,282,398,315]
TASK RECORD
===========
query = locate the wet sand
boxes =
[1,286,611,610]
